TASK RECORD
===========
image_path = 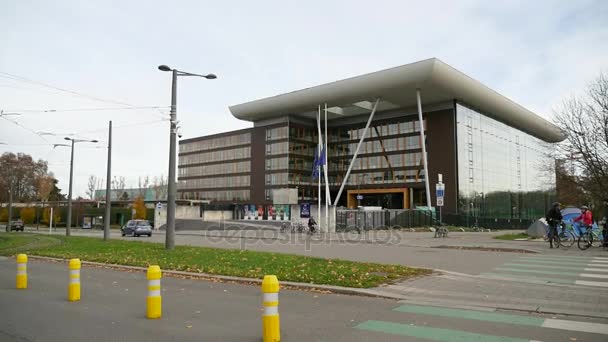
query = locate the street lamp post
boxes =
[64,137,98,236]
[158,64,216,250]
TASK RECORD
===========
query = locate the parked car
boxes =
[10,219,24,231]
[121,220,152,237]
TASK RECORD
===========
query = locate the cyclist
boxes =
[308,216,317,234]
[573,205,593,235]
[545,202,562,248]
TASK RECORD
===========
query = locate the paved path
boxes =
[1,257,607,341]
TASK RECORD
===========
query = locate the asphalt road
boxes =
[1,257,607,342]
[34,227,608,275]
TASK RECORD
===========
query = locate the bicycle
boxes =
[577,224,603,250]
[557,221,576,248]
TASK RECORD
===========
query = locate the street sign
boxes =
[356,195,364,200]
[436,181,445,207]
[436,183,445,198]
[156,202,163,209]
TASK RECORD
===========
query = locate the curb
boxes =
[25,255,409,301]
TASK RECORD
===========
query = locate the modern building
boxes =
[178,58,564,222]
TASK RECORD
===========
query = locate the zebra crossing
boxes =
[354,303,608,341]
[482,255,608,288]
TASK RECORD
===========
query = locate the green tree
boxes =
[20,207,36,224]
[132,196,147,219]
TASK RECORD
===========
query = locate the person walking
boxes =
[545,202,562,248]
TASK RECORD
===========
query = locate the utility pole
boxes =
[158,64,216,250]
[6,189,12,232]
[166,69,178,250]
[66,138,75,236]
[104,121,112,241]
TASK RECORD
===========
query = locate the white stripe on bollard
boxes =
[70,269,80,284]
[17,263,26,275]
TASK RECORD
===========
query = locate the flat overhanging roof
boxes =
[229,58,565,143]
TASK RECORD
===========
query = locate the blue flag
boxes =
[312,146,320,180]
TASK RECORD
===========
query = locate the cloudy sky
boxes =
[1,0,606,198]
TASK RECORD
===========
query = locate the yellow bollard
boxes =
[262,275,280,342]
[16,254,27,289]
[68,258,81,301]
[146,265,162,319]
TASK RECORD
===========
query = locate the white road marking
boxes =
[575,280,608,287]
[587,262,608,268]
[591,259,608,264]
[584,268,608,272]
[579,273,608,279]
[542,318,608,335]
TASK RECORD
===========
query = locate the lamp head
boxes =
[158,65,172,72]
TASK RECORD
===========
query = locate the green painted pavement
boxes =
[394,304,544,326]
[495,267,580,277]
[482,272,575,284]
[355,320,530,342]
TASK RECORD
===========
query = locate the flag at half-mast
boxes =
[311,144,326,180]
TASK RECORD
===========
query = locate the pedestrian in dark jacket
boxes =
[545,202,562,248]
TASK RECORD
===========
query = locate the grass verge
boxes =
[0,233,429,288]
[493,233,529,240]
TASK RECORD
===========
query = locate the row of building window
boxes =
[266,126,289,141]
[180,190,251,202]
[179,146,251,165]
[287,118,426,144]
[267,136,422,159]
[179,133,251,153]
[266,152,423,173]
[178,175,250,189]
[179,161,251,178]
[265,169,425,187]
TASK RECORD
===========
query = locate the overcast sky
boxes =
[1,0,607,198]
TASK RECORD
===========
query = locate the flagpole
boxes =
[324,103,330,232]
[317,105,322,229]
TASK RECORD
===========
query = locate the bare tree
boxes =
[553,71,608,204]
[138,176,150,198]
[152,175,167,200]
[111,176,126,201]
[86,175,97,200]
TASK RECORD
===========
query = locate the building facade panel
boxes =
[455,103,556,220]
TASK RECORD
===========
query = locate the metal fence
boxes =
[336,209,535,231]
[336,209,434,231]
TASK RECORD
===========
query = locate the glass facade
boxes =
[179,132,251,153]
[179,146,251,165]
[262,115,427,204]
[456,103,555,219]
[178,132,252,202]
[179,161,250,178]
[179,175,250,189]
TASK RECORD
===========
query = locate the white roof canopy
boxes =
[229,58,565,143]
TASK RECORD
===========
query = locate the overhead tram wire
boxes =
[2,105,170,114]
[0,72,169,119]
